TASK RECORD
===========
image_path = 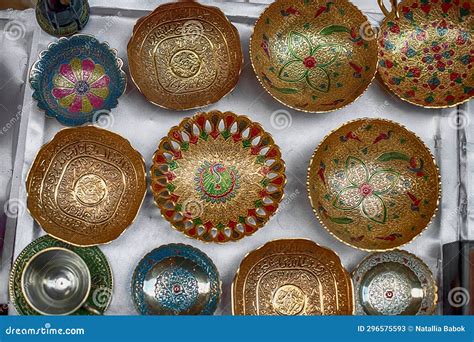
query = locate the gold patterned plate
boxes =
[232,239,353,315]
[307,118,440,251]
[127,2,243,110]
[352,249,437,315]
[377,0,473,107]
[26,126,147,246]
[151,111,286,243]
[250,0,378,113]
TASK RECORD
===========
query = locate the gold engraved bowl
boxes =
[352,249,437,315]
[150,110,286,243]
[377,0,473,108]
[26,126,147,247]
[127,1,243,110]
[250,0,378,113]
[232,239,353,315]
[307,118,440,251]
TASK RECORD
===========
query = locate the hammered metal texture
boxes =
[307,118,440,251]
[232,239,353,315]
[26,126,147,246]
[151,111,286,243]
[352,249,437,315]
[9,235,113,316]
[250,0,378,112]
[127,2,243,110]
[378,0,473,107]
[131,244,220,315]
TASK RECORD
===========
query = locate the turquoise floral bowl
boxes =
[30,35,126,126]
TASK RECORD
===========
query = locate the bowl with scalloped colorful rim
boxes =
[30,34,126,126]
[352,249,437,315]
[250,0,378,112]
[307,118,440,251]
[131,244,221,315]
[377,0,473,107]
[150,111,286,243]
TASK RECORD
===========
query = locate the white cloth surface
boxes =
[0,0,470,315]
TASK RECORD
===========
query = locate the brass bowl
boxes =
[307,118,440,251]
[352,249,437,315]
[150,110,286,243]
[377,0,473,107]
[232,239,353,315]
[250,0,378,113]
[26,126,147,246]
[127,2,243,110]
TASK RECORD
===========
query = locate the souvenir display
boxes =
[352,249,437,315]
[9,235,113,315]
[131,244,221,315]
[151,111,286,243]
[30,34,126,126]
[36,0,90,37]
[307,118,440,251]
[127,2,243,110]
[250,0,378,112]
[377,0,473,107]
[232,239,353,315]
[442,241,474,315]
[26,126,147,246]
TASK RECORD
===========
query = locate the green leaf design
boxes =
[278,60,308,82]
[333,185,363,210]
[345,156,369,186]
[329,217,354,224]
[273,86,299,94]
[362,195,387,224]
[288,32,313,60]
[377,152,410,162]
[319,25,351,35]
[369,169,400,195]
[306,67,330,92]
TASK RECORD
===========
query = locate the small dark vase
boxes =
[36,0,90,37]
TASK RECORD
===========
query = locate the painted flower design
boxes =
[333,156,399,223]
[52,58,110,113]
[278,31,342,92]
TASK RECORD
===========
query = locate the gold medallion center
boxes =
[74,174,108,205]
[170,50,201,78]
[272,284,306,315]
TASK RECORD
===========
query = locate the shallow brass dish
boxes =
[9,235,113,315]
[232,239,353,315]
[307,118,440,251]
[352,249,437,315]
[377,0,473,107]
[151,110,286,243]
[250,0,378,112]
[26,126,147,246]
[131,244,221,315]
[127,2,243,110]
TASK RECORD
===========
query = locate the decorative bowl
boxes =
[9,235,113,316]
[131,244,221,315]
[127,2,243,110]
[232,239,353,315]
[307,118,440,251]
[151,111,286,243]
[352,249,437,315]
[35,0,90,37]
[26,126,147,246]
[30,34,126,126]
[377,0,473,107]
[250,0,378,112]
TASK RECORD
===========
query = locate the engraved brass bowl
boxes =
[352,249,437,315]
[127,2,243,110]
[232,239,353,315]
[377,0,473,108]
[26,126,147,246]
[250,0,378,113]
[9,235,113,315]
[307,118,440,251]
[151,110,286,243]
[131,244,221,315]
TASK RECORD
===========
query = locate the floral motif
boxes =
[52,58,110,113]
[333,156,399,223]
[195,161,240,204]
[278,31,342,92]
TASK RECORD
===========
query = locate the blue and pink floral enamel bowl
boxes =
[30,35,126,126]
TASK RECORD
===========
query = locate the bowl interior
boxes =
[250,0,378,112]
